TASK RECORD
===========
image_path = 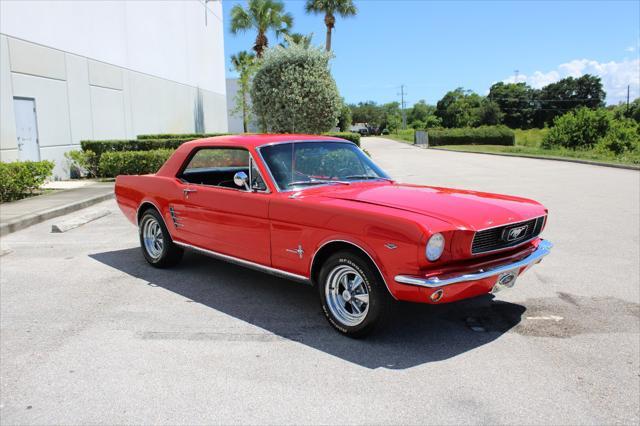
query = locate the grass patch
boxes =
[432,144,639,166]
[513,128,548,148]
[376,127,638,166]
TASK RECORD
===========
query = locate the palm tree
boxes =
[305,0,357,51]
[279,33,314,49]
[230,51,256,132]
[230,0,293,58]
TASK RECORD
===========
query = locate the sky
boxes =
[222,0,640,106]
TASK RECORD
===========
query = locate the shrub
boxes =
[136,133,228,140]
[64,150,99,178]
[324,132,360,146]
[594,118,640,155]
[542,107,610,149]
[80,138,195,172]
[98,149,174,177]
[251,43,341,133]
[427,126,514,146]
[81,139,193,156]
[0,160,54,202]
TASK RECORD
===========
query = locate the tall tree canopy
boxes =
[305,0,357,51]
[489,82,537,129]
[536,74,606,126]
[230,0,293,57]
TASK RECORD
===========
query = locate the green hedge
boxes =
[136,133,228,140]
[81,138,195,156]
[427,126,515,146]
[324,132,361,146]
[0,160,54,202]
[99,149,174,177]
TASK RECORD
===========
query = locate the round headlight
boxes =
[426,233,445,261]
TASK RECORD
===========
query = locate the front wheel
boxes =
[318,251,392,337]
[139,209,183,268]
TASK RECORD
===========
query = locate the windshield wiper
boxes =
[343,175,393,181]
[288,179,351,187]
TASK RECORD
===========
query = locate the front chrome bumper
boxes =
[395,240,553,288]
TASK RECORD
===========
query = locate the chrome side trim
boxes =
[311,239,397,300]
[174,241,311,284]
[395,240,553,288]
[168,206,183,228]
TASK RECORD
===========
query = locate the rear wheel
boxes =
[318,251,392,337]
[139,209,183,268]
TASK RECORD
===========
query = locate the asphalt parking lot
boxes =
[1,137,638,425]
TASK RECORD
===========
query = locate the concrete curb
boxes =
[367,137,640,171]
[0,192,114,237]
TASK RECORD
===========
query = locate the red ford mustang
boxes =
[115,134,552,337]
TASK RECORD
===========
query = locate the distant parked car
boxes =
[358,128,369,136]
[115,134,552,337]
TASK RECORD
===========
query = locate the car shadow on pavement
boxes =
[91,248,526,370]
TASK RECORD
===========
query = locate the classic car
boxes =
[115,134,552,337]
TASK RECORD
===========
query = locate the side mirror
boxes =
[233,171,250,191]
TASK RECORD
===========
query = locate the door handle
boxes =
[183,188,197,197]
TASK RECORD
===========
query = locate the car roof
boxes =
[182,134,348,150]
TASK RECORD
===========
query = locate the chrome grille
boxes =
[472,216,545,255]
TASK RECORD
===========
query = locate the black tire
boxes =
[138,208,183,268]
[318,250,392,337]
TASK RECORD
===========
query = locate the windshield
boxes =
[259,141,391,191]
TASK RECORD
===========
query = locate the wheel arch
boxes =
[136,200,173,238]
[310,240,396,300]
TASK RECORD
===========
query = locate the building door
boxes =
[14,98,40,161]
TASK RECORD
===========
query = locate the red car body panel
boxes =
[115,134,549,304]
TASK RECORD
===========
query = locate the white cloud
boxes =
[502,58,640,104]
[625,46,636,52]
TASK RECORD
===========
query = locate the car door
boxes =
[172,147,271,265]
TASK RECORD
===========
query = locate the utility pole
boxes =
[514,69,520,83]
[398,84,407,130]
[627,85,630,111]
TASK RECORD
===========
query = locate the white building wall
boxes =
[0,0,227,179]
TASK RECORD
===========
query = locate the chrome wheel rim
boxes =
[325,265,369,327]
[142,217,164,260]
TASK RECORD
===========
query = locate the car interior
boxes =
[180,167,250,189]
[177,147,267,191]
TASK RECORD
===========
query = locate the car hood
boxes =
[315,182,547,231]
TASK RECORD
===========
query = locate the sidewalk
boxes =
[0,181,114,236]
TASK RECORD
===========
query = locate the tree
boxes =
[536,74,606,127]
[435,88,485,128]
[407,100,441,128]
[279,32,313,49]
[477,99,503,126]
[305,0,357,51]
[489,82,537,128]
[337,102,352,131]
[251,42,341,133]
[230,0,293,58]
[350,101,385,128]
[230,51,257,133]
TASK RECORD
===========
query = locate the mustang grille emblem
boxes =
[504,225,527,242]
